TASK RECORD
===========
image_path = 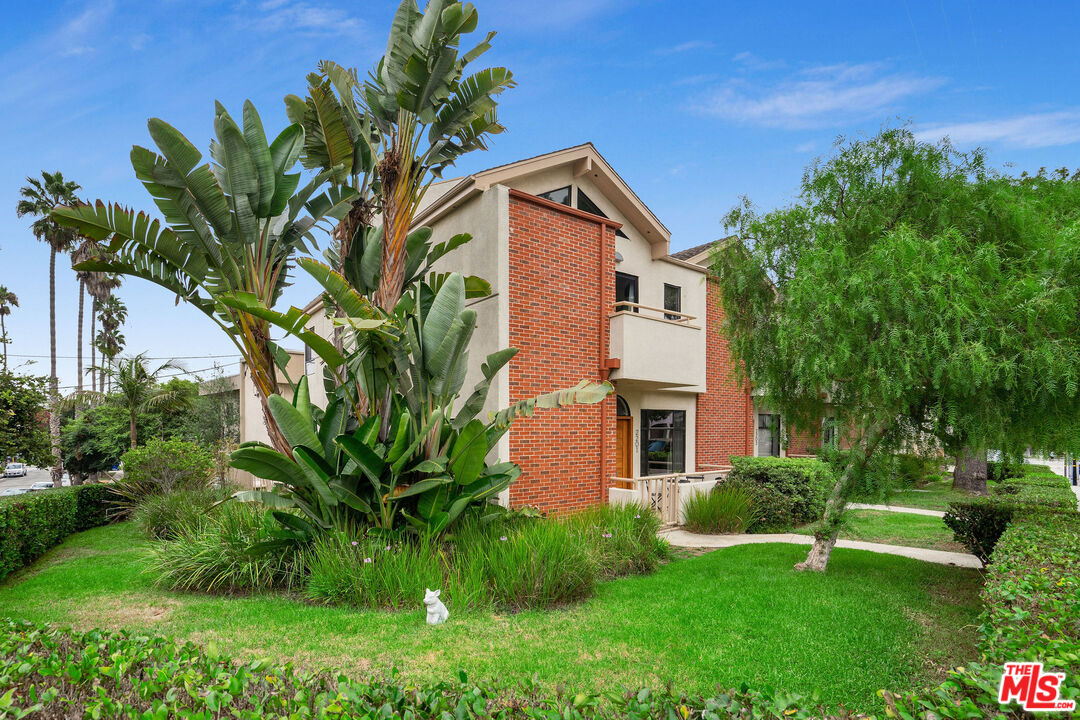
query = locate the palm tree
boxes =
[74,239,120,394]
[94,295,127,393]
[17,171,82,486]
[0,286,18,372]
[66,353,190,449]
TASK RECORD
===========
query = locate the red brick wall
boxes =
[786,420,822,456]
[695,279,754,466]
[506,193,616,513]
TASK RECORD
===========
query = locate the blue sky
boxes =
[3,0,1080,390]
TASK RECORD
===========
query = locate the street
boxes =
[0,466,69,492]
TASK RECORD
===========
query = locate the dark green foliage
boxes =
[986,458,1023,482]
[112,437,214,510]
[132,486,234,540]
[980,511,1080,671]
[989,467,1078,510]
[0,371,51,467]
[304,504,661,611]
[0,486,112,580]
[145,504,306,593]
[682,484,759,534]
[725,456,835,532]
[0,618,863,720]
[942,500,1014,563]
[60,404,150,476]
[894,453,941,487]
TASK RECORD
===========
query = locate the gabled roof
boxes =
[415,143,672,257]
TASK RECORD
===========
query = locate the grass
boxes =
[887,477,976,511]
[0,522,984,712]
[795,510,966,552]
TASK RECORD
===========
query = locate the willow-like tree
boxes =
[714,128,1080,572]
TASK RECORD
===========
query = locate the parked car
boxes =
[28,481,54,491]
[3,463,27,478]
[0,488,28,496]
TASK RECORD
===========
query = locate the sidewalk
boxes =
[660,528,982,569]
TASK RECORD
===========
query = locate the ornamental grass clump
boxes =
[565,503,666,578]
[132,485,235,540]
[682,484,759,534]
[146,504,305,593]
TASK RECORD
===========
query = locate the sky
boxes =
[2,0,1079,391]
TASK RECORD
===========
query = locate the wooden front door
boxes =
[616,416,633,483]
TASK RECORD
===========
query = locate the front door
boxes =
[616,417,633,482]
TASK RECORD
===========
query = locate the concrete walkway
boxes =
[848,502,946,518]
[660,528,982,569]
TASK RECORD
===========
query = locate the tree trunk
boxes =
[48,249,63,488]
[953,447,988,494]
[130,412,137,449]
[1,313,7,372]
[90,309,96,394]
[76,280,84,410]
[794,426,885,573]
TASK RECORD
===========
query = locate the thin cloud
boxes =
[247,1,363,35]
[657,40,713,55]
[489,0,622,30]
[697,62,945,128]
[794,141,817,153]
[52,0,115,56]
[915,111,1080,149]
[731,51,786,71]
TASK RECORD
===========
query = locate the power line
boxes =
[51,360,244,391]
[7,353,240,360]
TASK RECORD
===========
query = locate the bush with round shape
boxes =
[725,456,835,532]
[112,437,213,511]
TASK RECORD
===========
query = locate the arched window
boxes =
[616,395,631,417]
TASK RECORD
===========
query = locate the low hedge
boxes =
[0,485,113,582]
[0,618,847,719]
[725,456,835,532]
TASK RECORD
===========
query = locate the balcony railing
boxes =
[610,301,696,324]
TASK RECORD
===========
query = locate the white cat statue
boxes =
[423,588,449,625]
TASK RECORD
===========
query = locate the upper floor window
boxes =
[538,185,571,205]
[616,272,639,313]
[304,345,314,377]
[577,189,628,238]
[822,417,838,448]
[664,283,682,320]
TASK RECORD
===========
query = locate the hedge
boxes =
[724,456,835,532]
[0,485,113,582]
[0,618,850,719]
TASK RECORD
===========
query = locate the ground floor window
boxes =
[641,410,685,475]
[757,413,780,457]
[822,416,838,448]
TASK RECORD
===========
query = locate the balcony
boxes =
[608,302,705,390]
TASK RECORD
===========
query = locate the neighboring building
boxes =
[239,145,831,509]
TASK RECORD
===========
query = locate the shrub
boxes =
[132,486,234,540]
[0,618,844,720]
[112,437,214,511]
[682,484,758,534]
[0,485,113,581]
[894,453,941,486]
[942,500,1015,563]
[979,511,1080,669]
[725,456,835,532]
[146,504,305,593]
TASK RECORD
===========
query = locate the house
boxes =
[236,144,829,510]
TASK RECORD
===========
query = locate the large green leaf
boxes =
[421,272,465,361]
[488,380,613,430]
[298,258,374,318]
[268,394,322,451]
[454,348,517,428]
[428,309,475,398]
[242,100,276,216]
[230,447,302,485]
[329,480,374,516]
[231,488,297,509]
[292,445,338,507]
[218,292,345,369]
[336,433,387,485]
[450,419,487,486]
[393,475,452,500]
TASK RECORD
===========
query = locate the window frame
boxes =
[615,271,639,313]
[663,283,682,321]
[537,185,572,206]
[757,413,781,457]
[640,409,686,475]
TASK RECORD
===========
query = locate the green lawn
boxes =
[795,509,966,552]
[0,523,984,712]
[887,478,977,511]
